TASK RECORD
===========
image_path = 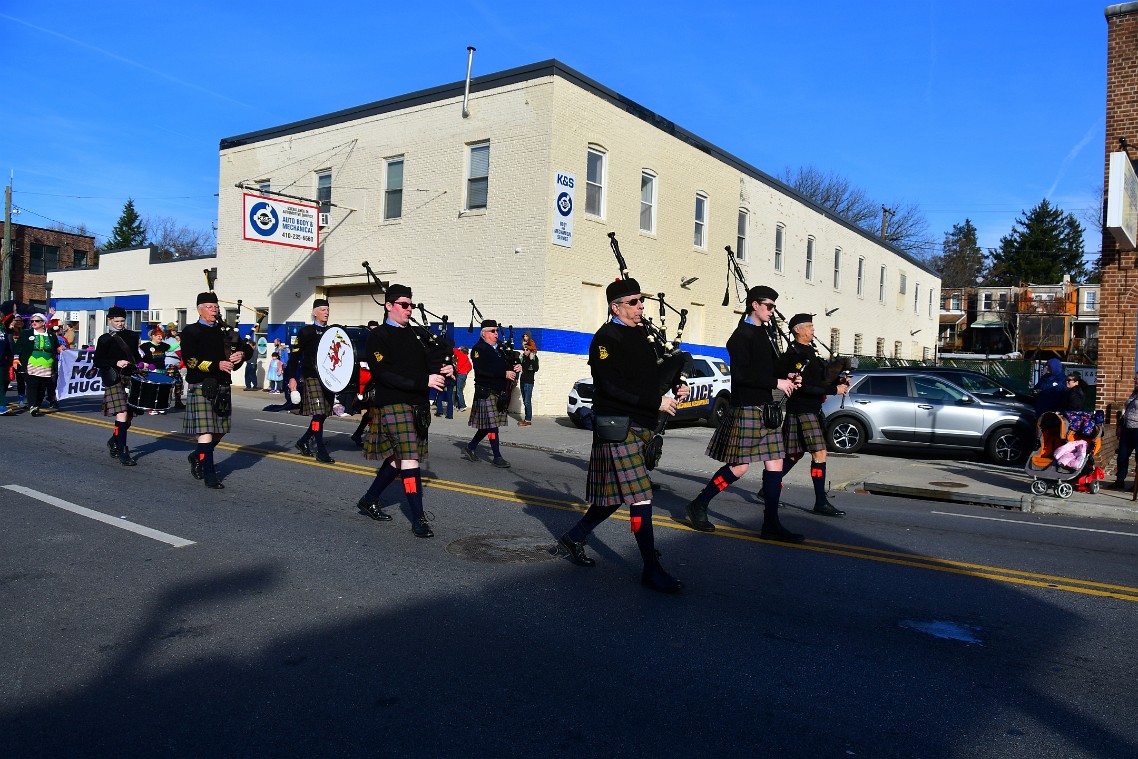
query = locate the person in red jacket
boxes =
[454,345,472,412]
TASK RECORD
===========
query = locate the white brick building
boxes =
[51,60,940,413]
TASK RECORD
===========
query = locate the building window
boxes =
[384,157,404,220]
[29,243,60,276]
[640,171,657,233]
[899,272,907,295]
[693,193,708,249]
[736,209,748,261]
[856,257,865,297]
[805,237,815,281]
[950,292,961,310]
[774,224,785,272]
[914,283,920,313]
[467,143,489,210]
[586,148,605,217]
[876,337,886,358]
[923,347,930,361]
[176,309,187,330]
[854,333,863,354]
[997,292,1008,311]
[1085,289,1098,311]
[830,327,840,354]
[73,250,88,268]
[833,248,842,289]
[929,290,934,317]
[879,266,887,304]
[316,171,332,214]
[894,340,902,358]
[982,293,993,311]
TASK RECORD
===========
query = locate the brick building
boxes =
[1,222,95,308]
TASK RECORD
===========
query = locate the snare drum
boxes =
[127,371,176,411]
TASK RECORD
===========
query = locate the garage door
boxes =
[325,286,384,326]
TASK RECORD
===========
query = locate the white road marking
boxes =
[931,510,1138,537]
[255,418,350,435]
[3,485,196,548]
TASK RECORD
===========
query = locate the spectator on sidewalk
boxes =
[0,312,13,415]
[244,335,259,390]
[518,334,539,426]
[1063,373,1086,412]
[6,316,26,406]
[16,313,57,417]
[1110,373,1138,490]
[267,351,284,393]
[454,345,472,412]
[1034,358,1066,415]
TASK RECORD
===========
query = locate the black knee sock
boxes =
[782,455,800,475]
[695,465,740,504]
[195,442,213,472]
[354,416,368,438]
[114,420,130,449]
[401,467,425,519]
[488,429,502,458]
[468,429,489,450]
[761,469,784,521]
[363,458,399,501]
[566,502,621,542]
[310,415,327,449]
[811,460,828,505]
[630,504,658,568]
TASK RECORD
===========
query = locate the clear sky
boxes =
[0,1,1110,263]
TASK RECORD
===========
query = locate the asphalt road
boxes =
[3,400,1138,758]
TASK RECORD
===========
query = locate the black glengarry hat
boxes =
[788,313,814,331]
[107,305,127,318]
[312,298,329,309]
[606,277,643,303]
[384,284,412,304]
[480,319,499,330]
[745,285,778,306]
[196,292,219,305]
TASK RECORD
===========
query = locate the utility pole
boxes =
[880,205,895,240]
[2,178,11,302]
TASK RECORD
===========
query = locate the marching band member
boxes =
[287,298,336,463]
[93,306,140,467]
[558,278,690,593]
[356,285,453,537]
[182,292,252,489]
[461,320,520,468]
[683,285,805,542]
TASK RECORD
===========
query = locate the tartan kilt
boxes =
[706,405,784,463]
[182,384,231,436]
[586,423,654,507]
[301,375,333,417]
[164,365,183,399]
[783,410,827,456]
[365,403,428,462]
[102,380,131,417]
[468,396,508,429]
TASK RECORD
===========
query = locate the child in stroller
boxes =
[1026,410,1105,498]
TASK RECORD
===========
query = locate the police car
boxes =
[567,354,732,427]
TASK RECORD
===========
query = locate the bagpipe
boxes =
[361,261,455,374]
[607,232,693,469]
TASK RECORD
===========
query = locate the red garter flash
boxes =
[630,516,642,533]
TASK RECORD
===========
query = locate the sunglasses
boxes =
[620,297,646,306]
[391,301,415,309]
[757,301,776,309]
[485,328,499,333]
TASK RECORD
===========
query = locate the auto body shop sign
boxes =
[243,193,320,250]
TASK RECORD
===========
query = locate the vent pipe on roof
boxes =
[462,46,476,118]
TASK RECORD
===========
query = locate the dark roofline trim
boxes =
[219,59,936,277]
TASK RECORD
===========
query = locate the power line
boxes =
[15,191,209,200]
[10,205,107,241]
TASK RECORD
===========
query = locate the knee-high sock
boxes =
[488,429,502,458]
[310,415,327,449]
[401,467,424,519]
[468,429,489,450]
[629,504,658,568]
[782,455,801,475]
[565,502,621,542]
[811,460,828,505]
[363,457,399,501]
[114,420,130,449]
[693,465,739,504]
[761,469,784,521]
[354,414,369,439]
[196,442,213,472]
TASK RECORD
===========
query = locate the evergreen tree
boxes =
[104,198,147,250]
[930,218,985,288]
[987,199,1086,284]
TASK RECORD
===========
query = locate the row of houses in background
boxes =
[937,276,1099,363]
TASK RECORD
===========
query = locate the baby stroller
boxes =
[1026,410,1105,498]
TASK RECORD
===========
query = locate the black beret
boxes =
[606,277,643,304]
[312,298,329,309]
[480,319,499,329]
[366,320,380,328]
[745,285,778,306]
[788,313,814,331]
[384,284,412,304]
[196,292,218,305]
[107,306,127,318]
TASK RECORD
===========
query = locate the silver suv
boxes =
[821,370,1034,464]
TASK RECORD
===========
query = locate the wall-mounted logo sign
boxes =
[242,193,320,250]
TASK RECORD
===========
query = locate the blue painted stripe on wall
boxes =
[52,295,149,311]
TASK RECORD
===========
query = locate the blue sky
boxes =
[0,1,1109,262]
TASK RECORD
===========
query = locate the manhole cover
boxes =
[928,481,968,489]
[446,534,560,564]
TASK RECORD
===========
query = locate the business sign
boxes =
[56,349,103,400]
[1106,151,1138,250]
[551,171,576,248]
[242,193,320,250]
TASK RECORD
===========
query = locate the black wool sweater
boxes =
[726,319,781,408]
[365,323,429,407]
[589,321,660,430]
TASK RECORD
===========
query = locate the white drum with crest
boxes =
[316,326,355,392]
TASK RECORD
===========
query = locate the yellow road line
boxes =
[50,411,1138,602]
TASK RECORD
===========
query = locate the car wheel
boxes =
[1030,479,1048,495]
[709,394,730,427]
[986,426,1028,465]
[827,417,866,454]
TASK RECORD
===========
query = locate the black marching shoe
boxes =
[357,498,393,522]
[812,499,846,517]
[641,564,684,594]
[460,446,478,463]
[203,471,225,490]
[350,434,363,448]
[412,515,434,538]
[30,407,43,417]
[118,448,137,467]
[492,456,511,468]
[684,499,715,532]
[558,534,596,567]
[295,438,313,457]
[187,452,203,480]
[760,521,806,544]
[314,447,335,464]
[107,437,120,458]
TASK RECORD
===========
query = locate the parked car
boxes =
[868,365,1034,406]
[567,354,732,428]
[821,369,1035,464]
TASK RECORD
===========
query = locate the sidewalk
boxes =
[230,390,1138,524]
